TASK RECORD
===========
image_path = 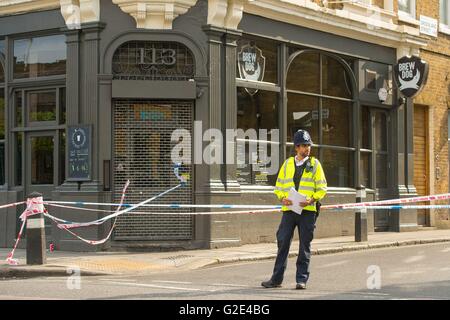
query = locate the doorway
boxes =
[413,104,429,226]
[113,100,194,241]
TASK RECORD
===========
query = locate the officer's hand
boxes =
[300,198,314,207]
[282,198,293,206]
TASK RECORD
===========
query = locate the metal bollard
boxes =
[355,186,368,242]
[26,192,47,265]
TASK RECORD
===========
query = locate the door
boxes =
[414,105,429,226]
[25,132,57,240]
[113,100,194,241]
[372,110,390,231]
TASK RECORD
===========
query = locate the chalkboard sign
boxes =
[67,125,92,181]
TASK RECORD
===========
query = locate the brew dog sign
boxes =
[394,55,429,98]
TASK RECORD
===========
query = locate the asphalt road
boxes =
[1,243,450,301]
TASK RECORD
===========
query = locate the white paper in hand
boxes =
[287,188,307,215]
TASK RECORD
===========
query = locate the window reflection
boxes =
[287,93,319,144]
[322,99,352,147]
[0,88,4,185]
[237,89,279,186]
[322,148,354,188]
[287,52,320,94]
[0,63,4,83]
[13,35,66,79]
[31,136,54,185]
[28,91,57,122]
[237,38,278,84]
[322,55,353,99]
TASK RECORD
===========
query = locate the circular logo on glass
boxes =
[71,128,87,149]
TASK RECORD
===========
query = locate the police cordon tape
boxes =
[42,192,450,211]
[2,174,450,261]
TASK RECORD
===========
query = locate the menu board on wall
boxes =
[67,125,92,181]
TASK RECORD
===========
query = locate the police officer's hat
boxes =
[294,129,313,146]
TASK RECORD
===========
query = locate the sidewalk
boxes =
[1,228,450,278]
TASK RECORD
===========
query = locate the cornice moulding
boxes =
[112,0,198,29]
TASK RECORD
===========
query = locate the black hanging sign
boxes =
[67,125,92,181]
[394,55,429,98]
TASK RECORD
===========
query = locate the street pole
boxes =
[355,185,368,242]
[26,192,46,265]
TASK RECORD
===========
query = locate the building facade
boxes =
[0,0,447,251]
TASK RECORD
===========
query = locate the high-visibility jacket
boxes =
[274,156,327,212]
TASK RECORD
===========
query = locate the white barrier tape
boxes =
[6,197,44,265]
[322,193,450,209]
[44,192,450,211]
[334,205,450,210]
[44,180,130,245]
[0,201,25,210]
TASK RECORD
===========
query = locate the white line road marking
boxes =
[151,280,193,284]
[211,283,252,287]
[403,255,425,263]
[99,278,137,283]
[441,248,450,253]
[316,260,349,269]
[108,281,217,292]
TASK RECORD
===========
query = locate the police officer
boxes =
[261,129,327,290]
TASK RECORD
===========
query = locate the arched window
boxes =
[112,41,195,81]
[287,50,355,188]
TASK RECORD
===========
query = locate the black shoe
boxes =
[296,282,307,290]
[261,280,282,288]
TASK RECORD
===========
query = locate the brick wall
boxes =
[399,1,450,227]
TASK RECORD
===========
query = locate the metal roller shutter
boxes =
[113,100,193,240]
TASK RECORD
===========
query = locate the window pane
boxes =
[28,91,56,122]
[321,148,354,188]
[0,88,4,185]
[59,130,66,185]
[13,35,66,79]
[322,99,353,147]
[287,52,320,93]
[237,89,279,186]
[376,153,388,188]
[237,88,279,134]
[398,0,412,13]
[374,112,387,151]
[60,88,66,124]
[322,55,353,99]
[0,40,4,83]
[14,91,22,127]
[15,133,22,186]
[0,142,4,185]
[0,88,4,140]
[360,106,370,149]
[441,0,449,24]
[0,63,4,83]
[0,40,5,56]
[237,38,278,84]
[31,136,54,185]
[360,152,371,189]
[236,141,278,186]
[287,93,319,144]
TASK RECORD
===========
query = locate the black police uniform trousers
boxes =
[270,209,317,284]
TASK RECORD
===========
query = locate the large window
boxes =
[13,35,66,79]
[12,88,66,187]
[287,51,355,188]
[236,38,280,187]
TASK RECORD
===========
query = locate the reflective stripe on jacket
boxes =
[274,156,327,212]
